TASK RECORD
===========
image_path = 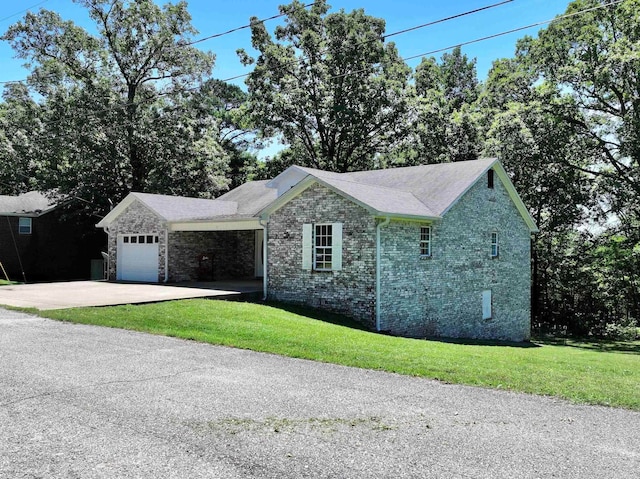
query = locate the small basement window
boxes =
[18,217,32,235]
[420,226,431,257]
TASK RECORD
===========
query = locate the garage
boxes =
[117,234,159,282]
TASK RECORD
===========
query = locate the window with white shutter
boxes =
[302,222,343,271]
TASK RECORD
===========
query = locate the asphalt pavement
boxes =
[1,308,639,478]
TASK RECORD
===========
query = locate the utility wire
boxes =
[0,2,318,85]
[1,0,626,130]
[185,2,318,47]
[0,0,47,23]
[221,0,514,83]
[328,0,625,80]
[402,0,625,62]
[383,0,513,40]
[0,0,514,125]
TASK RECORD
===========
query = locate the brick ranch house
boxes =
[97,158,538,341]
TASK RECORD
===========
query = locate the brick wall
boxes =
[267,176,531,342]
[168,230,256,281]
[267,183,377,326]
[379,174,531,341]
[106,200,166,281]
[106,200,257,282]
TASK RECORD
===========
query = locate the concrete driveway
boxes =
[0,280,261,310]
[1,308,639,478]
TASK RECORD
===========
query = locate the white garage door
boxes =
[117,234,159,282]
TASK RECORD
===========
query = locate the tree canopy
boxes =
[238,0,411,173]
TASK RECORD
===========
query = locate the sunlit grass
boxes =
[37,299,640,410]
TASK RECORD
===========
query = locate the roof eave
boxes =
[373,213,441,222]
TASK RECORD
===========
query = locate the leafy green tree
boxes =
[389,47,480,166]
[480,56,600,330]
[2,0,233,210]
[0,84,42,194]
[521,0,640,218]
[238,0,411,173]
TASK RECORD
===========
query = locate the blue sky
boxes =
[0,0,572,88]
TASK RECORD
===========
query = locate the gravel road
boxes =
[1,308,638,478]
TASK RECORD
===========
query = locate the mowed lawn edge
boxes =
[32,299,640,411]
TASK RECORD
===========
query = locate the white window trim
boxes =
[491,231,499,258]
[420,226,431,257]
[302,222,343,272]
[18,217,32,235]
[313,223,334,271]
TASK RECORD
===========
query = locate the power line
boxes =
[383,0,513,40]
[328,0,625,80]
[221,0,515,83]
[185,2,318,47]
[402,0,625,63]
[0,2,318,86]
[0,0,47,23]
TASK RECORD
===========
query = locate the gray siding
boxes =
[267,183,377,326]
[379,175,531,341]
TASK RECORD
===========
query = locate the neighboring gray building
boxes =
[97,158,538,341]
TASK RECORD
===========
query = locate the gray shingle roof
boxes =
[0,191,55,216]
[216,180,277,216]
[339,158,496,216]
[265,158,497,218]
[318,177,437,218]
[131,192,237,221]
[100,158,537,230]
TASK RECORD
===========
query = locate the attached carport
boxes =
[96,184,275,284]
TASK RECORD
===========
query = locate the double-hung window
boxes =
[491,232,499,257]
[420,226,431,257]
[18,217,32,235]
[302,222,343,271]
[314,224,333,271]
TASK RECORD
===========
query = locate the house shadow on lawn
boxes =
[534,337,640,355]
[267,301,540,348]
[266,301,371,331]
[426,336,541,349]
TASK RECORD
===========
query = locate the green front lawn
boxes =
[37,300,640,410]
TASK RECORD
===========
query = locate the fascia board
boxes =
[374,214,441,222]
[493,162,539,233]
[438,159,539,234]
[259,176,319,217]
[95,193,168,228]
[260,175,441,222]
[96,194,136,228]
[168,218,261,231]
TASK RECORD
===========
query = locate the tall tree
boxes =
[238,0,411,173]
[0,83,42,194]
[2,0,226,207]
[389,47,480,166]
[520,0,640,218]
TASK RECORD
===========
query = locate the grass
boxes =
[0,279,19,286]
[35,299,640,411]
